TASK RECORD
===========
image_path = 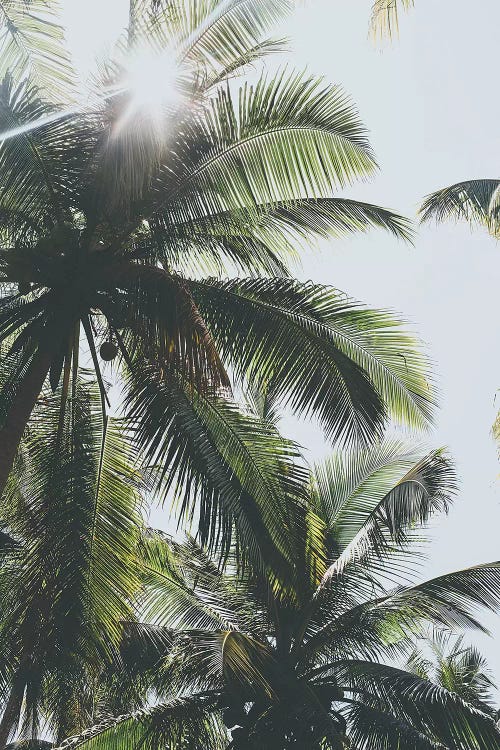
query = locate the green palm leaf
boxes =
[187,278,433,441]
[407,631,497,714]
[175,0,291,72]
[51,694,225,750]
[304,562,500,663]
[386,563,500,631]
[345,701,441,750]
[160,71,376,217]
[420,179,500,229]
[0,0,73,100]
[88,417,143,642]
[139,531,247,631]
[337,660,500,750]
[108,262,230,390]
[313,442,454,579]
[259,197,413,243]
[202,37,290,90]
[0,377,142,741]
[153,197,412,277]
[0,75,68,224]
[165,629,277,698]
[125,362,307,572]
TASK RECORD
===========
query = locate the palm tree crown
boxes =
[0,0,433,521]
[1,4,489,749]
[50,433,500,750]
[406,630,498,717]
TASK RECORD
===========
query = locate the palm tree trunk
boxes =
[0,346,52,498]
[0,677,25,747]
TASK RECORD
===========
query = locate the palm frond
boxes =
[202,37,290,89]
[408,630,498,714]
[314,442,454,580]
[133,1,290,90]
[138,531,247,631]
[158,70,377,218]
[406,647,433,682]
[0,0,74,100]
[175,0,291,72]
[0,75,65,223]
[338,660,500,750]
[0,75,90,230]
[51,694,225,750]
[152,197,412,278]
[301,594,414,665]
[105,620,175,711]
[258,197,413,244]
[369,0,415,39]
[10,381,141,642]
[0,375,142,737]
[345,701,441,750]
[244,378,282,426]
[125,362,307,573]
[441,645,497,713]
[420,179,500,229]
[112,262,230,390]
[187,277,433,442]
[150,222,294,277]
[0,334,40,426]
[304,562,500,662]
[166,629,276,698]
[385,562,500,631]
[87,416,143,642]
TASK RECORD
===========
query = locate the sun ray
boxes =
[0,106,80,143]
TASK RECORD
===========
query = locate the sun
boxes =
[120,47,182,125]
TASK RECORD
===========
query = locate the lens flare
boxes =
[122,48,181,122]
[0,45,183,144]
[0,107,80,143]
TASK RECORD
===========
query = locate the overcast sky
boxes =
[61,0,500,681]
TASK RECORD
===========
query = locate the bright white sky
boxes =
[61,0,500,682]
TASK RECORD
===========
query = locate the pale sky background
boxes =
[61,0,500,683]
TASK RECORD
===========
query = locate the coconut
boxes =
[99,341,118,361]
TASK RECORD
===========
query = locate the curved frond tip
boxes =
[420,179,500,232]
[370,0,415,40]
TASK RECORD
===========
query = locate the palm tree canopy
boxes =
[0,0,434,551]
[51,437,500,750]
[0,377,143,743]
[406,630,498,717]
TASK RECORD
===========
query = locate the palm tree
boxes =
[0,0,432,514]
[0,377,143,746]
[53,438,500,750]
[406,630,498,717]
